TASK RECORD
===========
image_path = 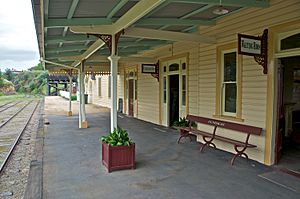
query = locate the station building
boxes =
[32,0,300,166]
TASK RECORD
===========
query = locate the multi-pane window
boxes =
[163,76,167,103]
[182,75,186,106]
[108,76,111,98]
[135,80,137,100]
[222,52,237,115]
[98,78,101,97]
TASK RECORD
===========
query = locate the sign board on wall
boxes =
[237,29,268,74]
[141,64,157,74]
[238,34,262,56]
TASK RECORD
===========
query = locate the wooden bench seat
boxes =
[177,115,262,165]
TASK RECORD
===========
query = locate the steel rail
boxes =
[0,101,22,113]
[0,101,33,128]
[0,100,40,174]
[0,101,13,109]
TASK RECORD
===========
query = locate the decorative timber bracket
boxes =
[141,61,159,82]
[87,30,124,55]
[254,29,268,74]
[238,29,268,74]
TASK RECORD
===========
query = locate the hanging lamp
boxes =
[213,0,229,15]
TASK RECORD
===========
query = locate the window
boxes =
[182,75,186,106]
[169,63,179,72]
[108,76,111,98]
[135,80,137,100]
[98,78,101,97]
[125,79,128,99]
[222,51,237,115]
[280,33,300,50]
[182,63,186,70]
[216,43,242,120]
[163,76,167,103]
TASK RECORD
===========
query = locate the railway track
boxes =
[0,101,21,113]
[0,100,40,174]
[0,101,12,109]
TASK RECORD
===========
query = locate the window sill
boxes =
[212,115,244,122]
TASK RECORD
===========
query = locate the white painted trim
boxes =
[108,55,120,132]
[276,29,300,56]
[221,49,238,117]
[160,57,187,126]
[69,75,72,113]
[125,69,138,117]
[274,48,300,58]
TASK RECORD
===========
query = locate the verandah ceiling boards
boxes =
[31,0,269,72]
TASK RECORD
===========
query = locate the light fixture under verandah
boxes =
[213,0,229,15]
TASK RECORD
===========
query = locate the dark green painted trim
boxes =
[171,0,269,8]
[107,0,130,19]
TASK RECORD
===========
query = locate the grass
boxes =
[0,93,42,104]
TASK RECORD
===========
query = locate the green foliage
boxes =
[3,79,14,86]
[71,95,77,101]
[173,117,196,128]
[13,70,48,95]
[0,70,4,87]
[0,94,40,103]
[101,128,133,146]
[3,68,15,81]
[173,117,189,127]
[29,63,43,71]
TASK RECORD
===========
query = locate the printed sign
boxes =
[142,64,157,74]
[208,120,225,127]
[238,34,262,56]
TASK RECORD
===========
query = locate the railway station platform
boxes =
[42,96,300,199]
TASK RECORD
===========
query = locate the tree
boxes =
[29,63,43,71]
[13,70,47,95]
[0,69,4,87]
[3,68,15,81]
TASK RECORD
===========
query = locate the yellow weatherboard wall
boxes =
[88,0,300,165]
[196,0,300,164]
[139,0,300,164]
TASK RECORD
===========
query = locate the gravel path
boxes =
[0,99,43,199]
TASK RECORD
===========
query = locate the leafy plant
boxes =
[101,128,133,146]
[173,117,196,128]
[71,95,77,101]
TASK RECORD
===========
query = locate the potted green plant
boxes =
[101,127,135,172]
[173,117,196,144]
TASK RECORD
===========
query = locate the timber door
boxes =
[160,56,188,127]
[128,79,134,117]
[169,75,179,126]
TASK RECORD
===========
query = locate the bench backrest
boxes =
[186,115,262,135]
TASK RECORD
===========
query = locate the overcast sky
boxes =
[0,0,39,71]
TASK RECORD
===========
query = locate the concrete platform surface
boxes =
[43,96,300,199]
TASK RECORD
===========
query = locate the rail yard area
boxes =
[0,96,299,199]
[0,96,42,198]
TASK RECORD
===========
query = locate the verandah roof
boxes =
[31,0,269,74]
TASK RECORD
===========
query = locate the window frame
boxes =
[221,50,237,117]
[98,77,101,97]
[215,43,243,121]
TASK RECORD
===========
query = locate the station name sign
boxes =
[238,34,262,56]
[142,64,158,74]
